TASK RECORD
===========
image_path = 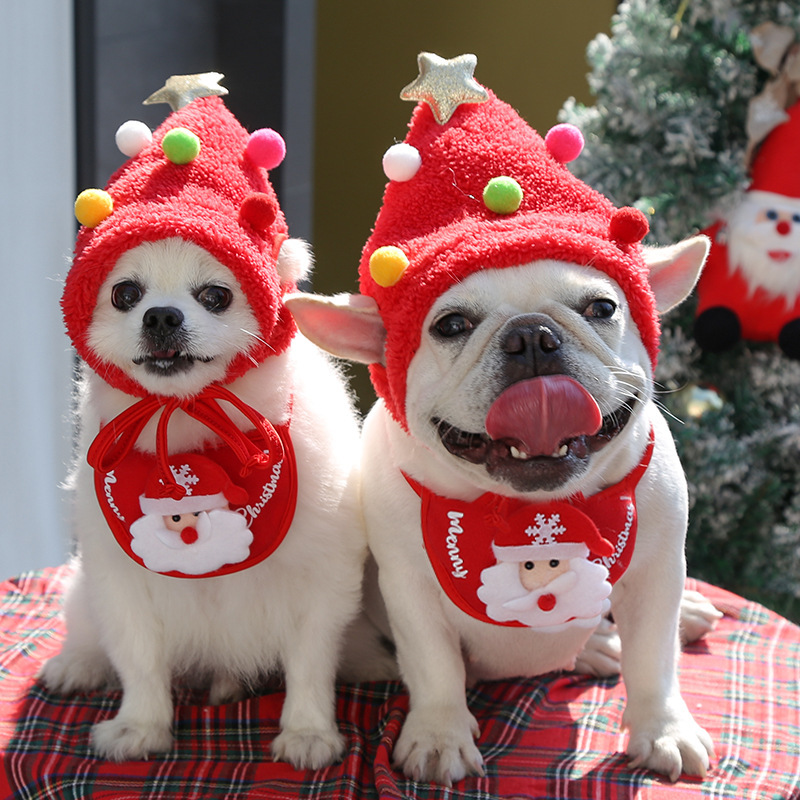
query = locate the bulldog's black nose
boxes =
[143,306,184,337]
[502,323,562,356]
[499,314,565,380]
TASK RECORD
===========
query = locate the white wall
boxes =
[0,3,75,576]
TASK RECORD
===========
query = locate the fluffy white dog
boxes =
[41,90,372,769]
[286,55,719,785]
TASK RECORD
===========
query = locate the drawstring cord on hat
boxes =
[87,384,285,500]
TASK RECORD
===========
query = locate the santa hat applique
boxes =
[62,73,294,398]
[748,100,800,199]
[139,453,249,517]
[490,502,615,564]
[359,53,655,429]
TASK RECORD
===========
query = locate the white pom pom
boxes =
[382,143,421,182]
[115,120,153,158]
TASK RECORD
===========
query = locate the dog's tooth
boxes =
[509,445,521,459]
[558,444,569,457]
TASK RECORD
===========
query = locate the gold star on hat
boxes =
[400,52,488,125]
[144,72,228,112]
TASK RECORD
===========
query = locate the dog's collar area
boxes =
[432,395,636,492]
[403,427,654,630]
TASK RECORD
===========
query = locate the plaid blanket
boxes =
[0,566,798,799]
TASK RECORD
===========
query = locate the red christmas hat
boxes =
[139,453,248,517]
[359,53,654,429]
[749,100,800,198]
[491,503,614,563]
[63,76,293,398]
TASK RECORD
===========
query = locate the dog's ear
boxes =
[644,234,710,314]
[284,292,386,364]
[276,238,313,285]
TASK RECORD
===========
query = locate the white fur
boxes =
[41,238,370,768]
[287,237,720,785]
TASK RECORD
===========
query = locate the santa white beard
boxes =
[477,557,611,632]
[727,190,800,298]
[130,508,254,575]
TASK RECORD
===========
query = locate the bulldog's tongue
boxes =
[485,375,602,457]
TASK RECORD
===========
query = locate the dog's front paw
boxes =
[92,715,173,761]
[39,651,117,695]
[394,705,484,786]
[680,590,723,645]
[574,617,621,677]
[624,700,714,781]
[271,726,346,770]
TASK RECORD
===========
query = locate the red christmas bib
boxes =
[88,385,297,579]
[405,432,654,631]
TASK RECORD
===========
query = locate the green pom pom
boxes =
[483,176,523,214]
[162,127,201,165]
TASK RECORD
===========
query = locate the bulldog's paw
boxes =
[394,705,484,786]
[39,651,117,695]
[624,700,714,781]
[574,617,621,677]
[92,716,173,761]
[271,726,346,770]
[680,589,723,645]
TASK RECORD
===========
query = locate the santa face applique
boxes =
[477,513,612,632]
[128,457,255,576]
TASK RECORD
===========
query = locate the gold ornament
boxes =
[143,72,228,112]
[400,52,488,125]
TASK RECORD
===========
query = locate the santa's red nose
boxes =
[180,527,199,544]
[777,219,792,236]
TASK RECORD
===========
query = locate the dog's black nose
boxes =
[499,315,564,380]
[143,306,184,336]
[501,321,562,356]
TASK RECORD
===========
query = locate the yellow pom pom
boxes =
[369,246,410,288]
[74,189,114,228]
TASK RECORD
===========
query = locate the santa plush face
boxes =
[727,190,800,298]
[130,507,253,576]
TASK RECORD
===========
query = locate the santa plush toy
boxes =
[694,102,800,358]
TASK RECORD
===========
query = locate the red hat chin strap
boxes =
[87,384,285,500]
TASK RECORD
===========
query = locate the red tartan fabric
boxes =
[0,565,798,799]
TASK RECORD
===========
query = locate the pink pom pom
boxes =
[544,124,584,163]
[609,207,649,244]
[246,128,286,170]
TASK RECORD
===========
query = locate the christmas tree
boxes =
[561,0,800,619]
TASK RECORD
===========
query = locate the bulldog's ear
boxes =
[284,292,386,364]
[644,234,710,314]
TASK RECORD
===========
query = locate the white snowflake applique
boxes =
[167,463,200,496]
[524,513,566,544]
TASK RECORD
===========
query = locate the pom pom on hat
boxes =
[383,143,422,182]
[240,193,277,234]
[544,123,584,163]
[246,128,286,170]
[162,127,201,164]
[609,206,650,244]
[483,176,523,214]
[74,189,114,228]
[369,246,410,287]
[115,120,153,158]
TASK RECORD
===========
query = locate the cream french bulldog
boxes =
[41,83,377,768]
[287,53,717,785]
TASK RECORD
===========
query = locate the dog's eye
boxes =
[111,281,143,311]
[583,299,617,320]
[196,285,233,312]
[433,313,474,338]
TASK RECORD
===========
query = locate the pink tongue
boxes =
[485,375,603,457]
